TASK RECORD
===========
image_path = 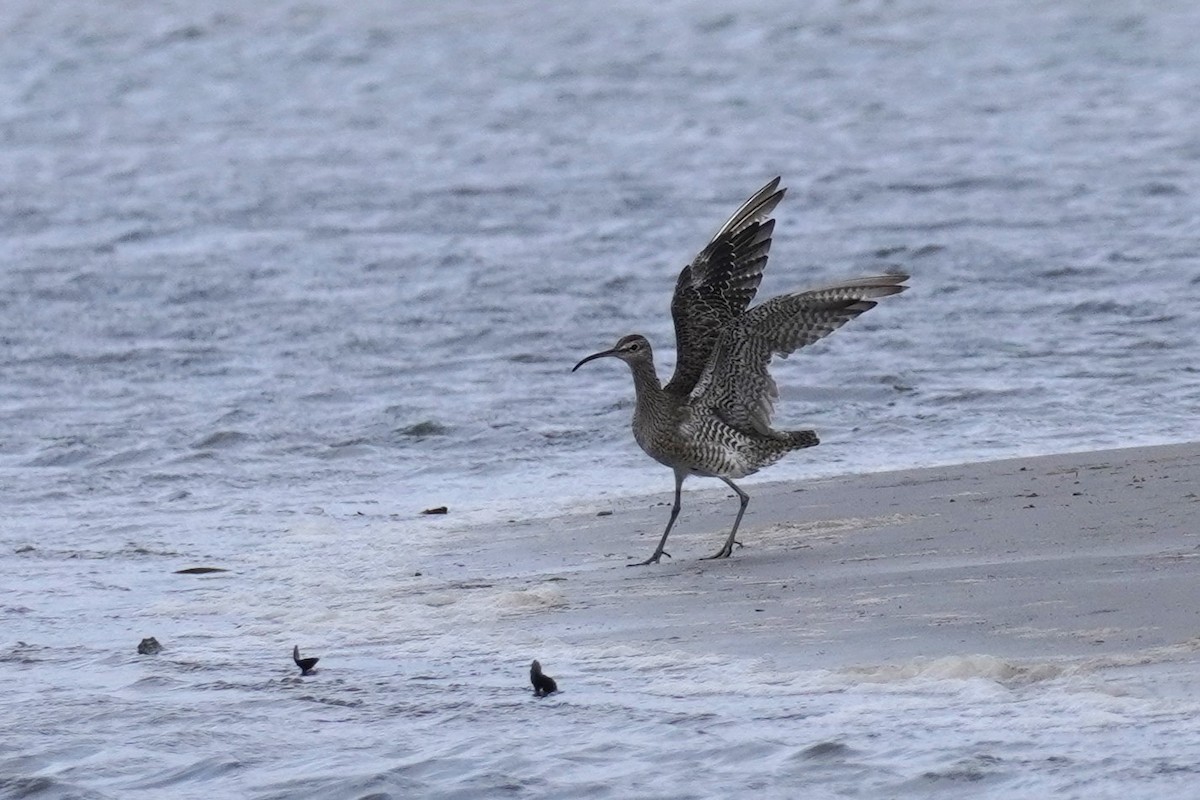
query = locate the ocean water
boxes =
[3,0,1200,797]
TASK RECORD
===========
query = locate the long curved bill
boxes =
[572,348,618,372]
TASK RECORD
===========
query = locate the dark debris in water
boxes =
[293,645,319,676]
[174,566,229,574]
[137,637,163,655]
[421,506,448,515]
[531,659,558,697]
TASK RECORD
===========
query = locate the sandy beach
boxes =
[427,441,1200,675]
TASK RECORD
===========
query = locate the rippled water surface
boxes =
[3,0,1200,796]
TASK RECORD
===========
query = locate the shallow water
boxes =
[7,504,1200,799]
[3,0,1200,796]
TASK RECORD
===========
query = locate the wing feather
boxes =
[691,274,909,434]
[664,178,786,397]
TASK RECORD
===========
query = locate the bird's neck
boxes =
[627,358,665,413]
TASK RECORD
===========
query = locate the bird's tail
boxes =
[787,429,819,449]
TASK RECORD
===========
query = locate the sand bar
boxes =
[430,442,1200,673]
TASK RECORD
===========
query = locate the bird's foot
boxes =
[629,549,670,566]
[701,545,734,560]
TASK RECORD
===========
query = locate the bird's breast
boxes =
[631,403,693,469]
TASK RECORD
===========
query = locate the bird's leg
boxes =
[703,478,750,560]
[631,470,685,566]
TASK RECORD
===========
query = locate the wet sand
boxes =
[437,442,1200,673]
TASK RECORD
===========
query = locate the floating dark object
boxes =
[137,637,163,655]
[530,659,557,697]
[421,506,448,515]
[174,567,228,574]
[293,645,319,675]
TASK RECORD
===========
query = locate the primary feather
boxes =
[665,177,785,396]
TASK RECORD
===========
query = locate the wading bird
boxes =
[573,177,907,564]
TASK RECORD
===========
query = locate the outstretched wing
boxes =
[690,274,909,435]
[664,177,786,397]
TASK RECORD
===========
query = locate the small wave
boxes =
[191,430,251,449]
[886,176,1038,194]
[92,447,157,467]
[906,754,1009,788]
[1036,265,1092,279]
[925,387,1027,406]
[0,641,55,664]
[125,675,186,691]
[0,776,107,800]
[839,654,1065,686]
[121,543,180,557]
[26,447,93,467]
[125,757,244,790]
[166,285,238,305]
[433,183,528,198]
[494,586,569,614]
[110,227,156,245]
[398,421,450,437]
[1062,300,1139,317]
[798,741,854,759]
[1140,182,1184,197]
[508,352,552,364]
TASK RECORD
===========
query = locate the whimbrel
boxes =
[573,177,907,564]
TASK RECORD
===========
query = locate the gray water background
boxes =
[3,0,1200,797]
[4,0,1200,528]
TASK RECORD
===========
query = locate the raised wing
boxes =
[691,273,909,435]
[664,177,786,397]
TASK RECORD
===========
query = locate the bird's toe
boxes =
[701,547,733,560]
[630,549,670,566]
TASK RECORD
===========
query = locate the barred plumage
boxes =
[665,176,784,396]
[574,178,908,564]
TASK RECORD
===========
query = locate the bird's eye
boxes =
[627,342,640,351]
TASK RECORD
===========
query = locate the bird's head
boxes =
[572,334,653,372]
